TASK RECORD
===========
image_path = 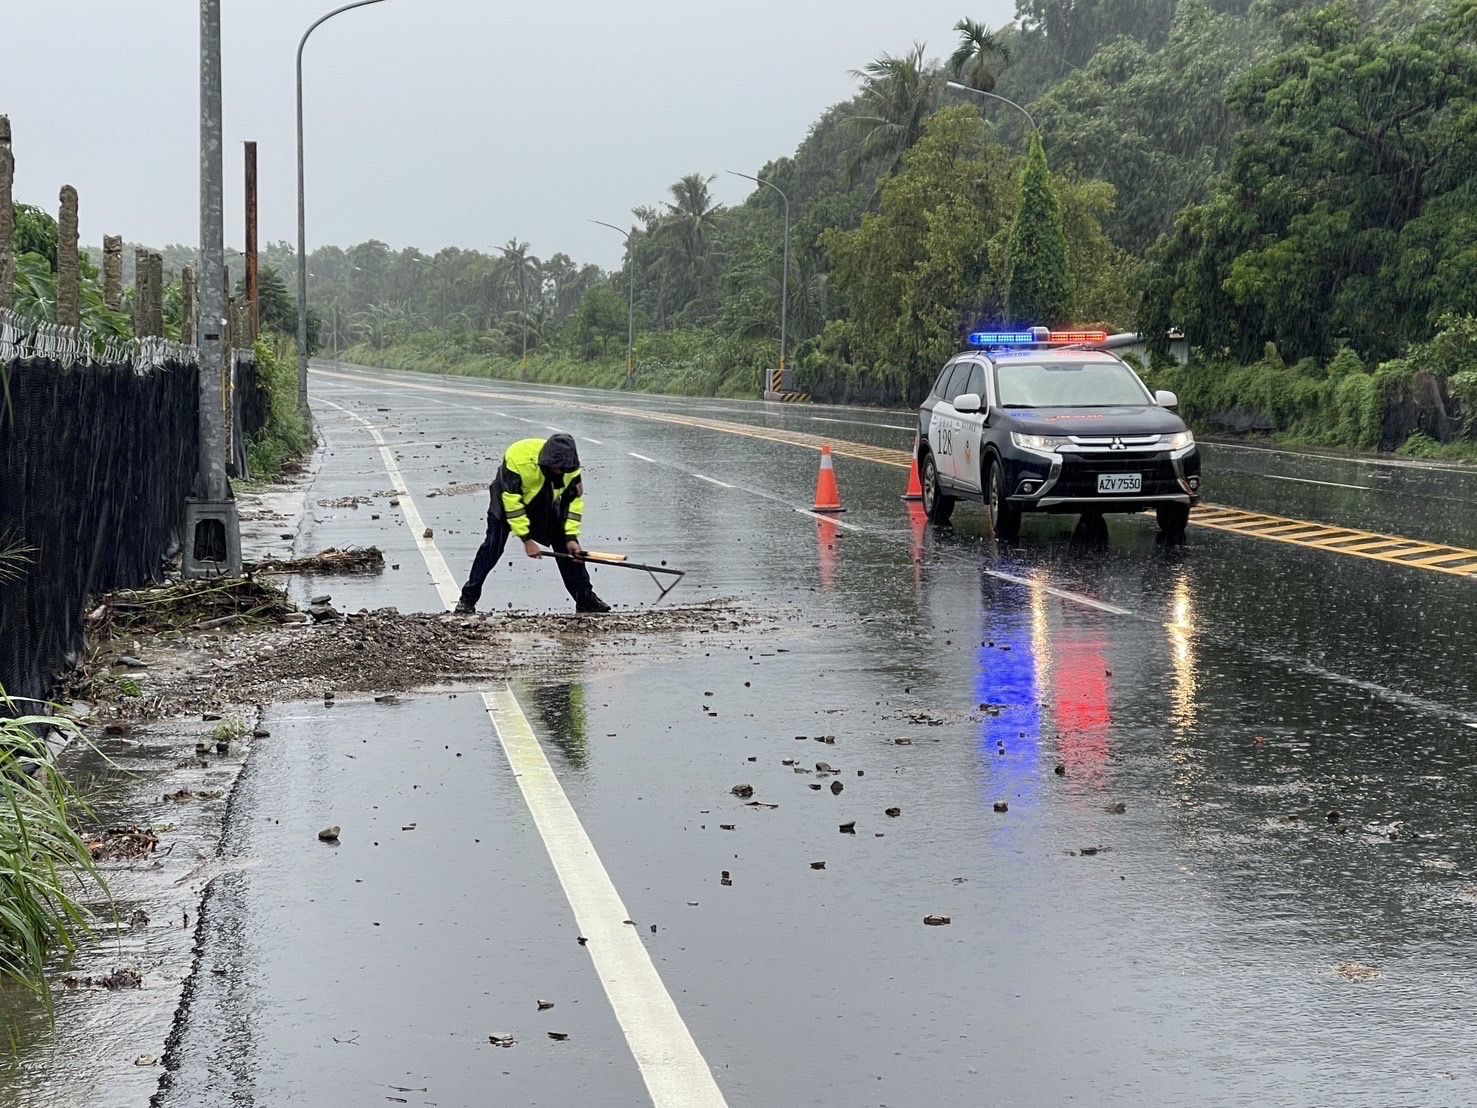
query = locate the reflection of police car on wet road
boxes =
[917,328,1201,541]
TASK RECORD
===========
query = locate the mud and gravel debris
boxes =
[316,495,374,509]
[1332,962,1382,982]
[63,965,143,990]
[250,547,385,575]
[427,482,485,499]
[86,826,159,862]
[72,599,760,719]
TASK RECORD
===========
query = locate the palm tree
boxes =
[494,239,541,361]
[949,19,1011,92]
[845,43,940,183]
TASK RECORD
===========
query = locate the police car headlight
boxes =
[1162,431,1195,450]
[1011,432,1070,452]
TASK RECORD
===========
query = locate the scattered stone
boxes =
[730,784,754,799]
[253,729,270,739]
[839,821,856,834]
[538,1000,554,1011]
[547,1032,569,1042]
[318,825,341,843]
[65,965,142,990]
[810,861,826,870]
[830,780,844,795]
[720,871,732,887]
[809,783,823,791]
[134,1055,157,1067]
[1077,846,1102,856]
[719,824,735,831]
[885,807,901,818]
[117,656,148,668]
[310,595,331,606]
[923,915,951,926]
[894,737,912,746]
[1332,962,1381,982]
[423,528,434,539]
[488,1034,516,1048]
[1053,763,1066,776]
[992,801,1008,813]
[1105,802,1127,814]
[744,801,778,810]
[1327,809,1342,823]
[577,936,588,945]
[375,694,399,704]
[815,762,833,774]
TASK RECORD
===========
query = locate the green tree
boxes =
[949,18,1012,91]
[825,106,1012,400]
[1140,0,1477,362]
[1005,133,1073,326]
[845,44,941,183]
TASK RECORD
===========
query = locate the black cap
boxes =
[538,433,580,471]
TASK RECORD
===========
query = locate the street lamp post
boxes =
[728,170,790,397]
[945,80,1039,134]
[297,0,390,415]
[590,219,636,389]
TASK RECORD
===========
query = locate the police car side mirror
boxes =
[953,392,983,414]
[1154,389,1179,408]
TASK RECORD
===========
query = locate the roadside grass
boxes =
[246,335,310,480]
[0,702,105,1016]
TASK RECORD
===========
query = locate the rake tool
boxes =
[544,549,687,604]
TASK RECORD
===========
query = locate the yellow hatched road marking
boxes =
[314,367,1476,581]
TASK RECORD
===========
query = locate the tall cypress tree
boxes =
[1006,133,1074,327]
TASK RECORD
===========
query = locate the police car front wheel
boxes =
[921,451,955,525]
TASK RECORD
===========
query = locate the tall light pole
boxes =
[297,0,389,415]
[728,170,790,397]
[590,219,636,389]
[945,80,1039,135]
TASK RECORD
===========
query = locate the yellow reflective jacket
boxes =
[494,437,584,539]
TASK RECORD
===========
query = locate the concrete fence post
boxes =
[102,234,124,311]
[133,247,151,335]
[56,185,81,328]
[0,116,13,312]
[181,264,197,345]
[146,252,165,337]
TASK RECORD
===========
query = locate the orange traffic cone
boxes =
[902,435,924,501]
[813,445,846,513]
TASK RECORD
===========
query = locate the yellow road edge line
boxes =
[1410,550,1477,566]
[325,397,730,1108]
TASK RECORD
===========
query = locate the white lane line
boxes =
[546,425,567,433]
[986,568,1133,616]
[481,690,729,1108]
[323,395,729,1107]
[795,508,864,531]
[691,473,733,489]
[315,398,460,600]
[628,452,658,463]
[583,436,605,445]
[1262,473,1374,492]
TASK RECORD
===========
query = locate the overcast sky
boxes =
[5,1,1015,271]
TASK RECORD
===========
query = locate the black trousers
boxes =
[459,501,591,607]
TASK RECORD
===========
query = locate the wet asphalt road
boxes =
[155,365,1477,1107]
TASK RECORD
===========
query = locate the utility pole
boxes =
[184,0,241,578]
[244,140,260,341]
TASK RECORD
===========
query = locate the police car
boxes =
[916,328,1201,541]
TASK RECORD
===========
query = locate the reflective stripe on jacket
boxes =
[493,437,584,539]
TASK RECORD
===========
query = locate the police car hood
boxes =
[1000,405,1187,437]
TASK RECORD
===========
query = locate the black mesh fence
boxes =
[0,353,199,704]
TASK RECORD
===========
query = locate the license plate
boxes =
[1097,473,1142,494]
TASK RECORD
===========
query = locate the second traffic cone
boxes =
[812,445,846,513]
[902,434,924,501]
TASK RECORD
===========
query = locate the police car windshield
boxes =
[995,361,1150,408]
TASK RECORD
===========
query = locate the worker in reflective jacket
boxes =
[454,434,610,614]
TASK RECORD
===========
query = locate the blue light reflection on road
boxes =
[977,579,1044,807]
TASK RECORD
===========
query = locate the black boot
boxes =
[576,592,611,613]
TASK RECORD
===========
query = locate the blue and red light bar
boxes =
[968,328,1108,347]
